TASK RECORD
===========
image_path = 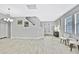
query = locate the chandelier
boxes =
[3,8,13,22]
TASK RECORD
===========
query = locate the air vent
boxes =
[26,4,37,9]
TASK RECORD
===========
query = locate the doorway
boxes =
[0,21,8,39]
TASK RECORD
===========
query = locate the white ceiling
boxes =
[0,4,77,21]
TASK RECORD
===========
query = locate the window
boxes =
[24,21,29,27]
[76,14,79,34]
[17,20,22,25]
[65,16,73,33]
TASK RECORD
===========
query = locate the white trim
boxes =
[74,14,76,35]
[66,13,79,35]
[74,12,79,35]
[65,18,66,32]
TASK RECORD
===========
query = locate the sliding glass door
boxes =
[65,16,73,34]
[76,14,79,35]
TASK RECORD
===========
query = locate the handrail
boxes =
[26,17,35,25]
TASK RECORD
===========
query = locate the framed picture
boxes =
[17,20,22,25]
[24,21,29,27]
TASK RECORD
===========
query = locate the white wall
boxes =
[11,17,44,39]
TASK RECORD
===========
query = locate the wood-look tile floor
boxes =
[0,36,79,54]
